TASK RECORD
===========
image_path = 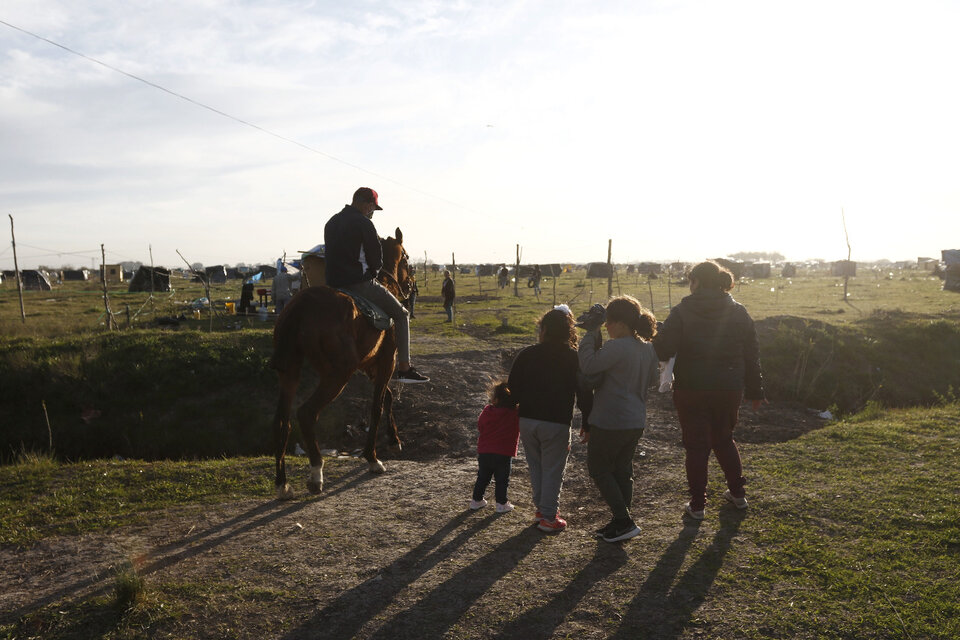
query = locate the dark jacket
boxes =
[653,289,764,400]
[508,342,587,425]
[323,205,382,287]
[442,277,456,304]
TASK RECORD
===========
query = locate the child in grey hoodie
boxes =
[578,296,658,543]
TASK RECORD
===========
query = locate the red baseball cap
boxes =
[353,187,383,210]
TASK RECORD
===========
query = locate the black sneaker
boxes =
[594,519,618,539]
[394,367,429,383]
[602,519,641,543]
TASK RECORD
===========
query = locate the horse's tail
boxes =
[270,295,302,372]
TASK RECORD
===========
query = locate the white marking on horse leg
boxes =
[369,459,386,474]
[306,465,324,493]
[276,483,295,501]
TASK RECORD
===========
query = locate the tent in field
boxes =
[714,258,744,279]
[63,269,90,281]
[128,266,171,292]
[831,260,857,277]
[586,263,613,278]
[943,249,960,292]
[21,270,52,291]
[205,265,227,284]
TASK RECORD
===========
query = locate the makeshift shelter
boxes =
[128,266,171,292]
[635,262,662,276]
[750,262,772,278]
[101,264,124,283]
[781,263,797,277]
[62,269,90,281]
[476,264,496,277]
[257,264,278,278]
[300,244,325,288]
[586,263,613,278]
[714,258,744,280]
[832,260,857,277]
[205,265,227,284]
[21,270,52,291]
[541,264,562,277]
[918,257,938,271]
[943,250,960,292]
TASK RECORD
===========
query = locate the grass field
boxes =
[1,403,957,638]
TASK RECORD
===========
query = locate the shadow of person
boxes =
[280,509,499,640]
[612,507,746,639]
[492,541,630,640]
[366,526,545,640]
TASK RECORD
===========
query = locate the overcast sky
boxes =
[2,0,958,270]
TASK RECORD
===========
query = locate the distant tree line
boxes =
[728,251,785,262]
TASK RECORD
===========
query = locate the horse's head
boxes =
[380,227,413,300]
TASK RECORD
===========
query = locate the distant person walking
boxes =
[578,296,659,543]
[272,266,299,314]
[324,187,428,383]
[530,265,542,296]
[498,266,509,289]
[653,260,765,520]
[508,306,589,533]
[470,382,520,513]
[441,269,456,322]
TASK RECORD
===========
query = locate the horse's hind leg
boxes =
[297,374,351,494]
[383,386,402,451]
[364,380,390,474]
[273,363,301,500]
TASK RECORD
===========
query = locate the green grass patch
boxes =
[0,455,349,546]
[726,403,960,638]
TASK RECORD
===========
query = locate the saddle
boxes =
[336,289,394,331]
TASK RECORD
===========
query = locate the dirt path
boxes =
[1,346,826,639]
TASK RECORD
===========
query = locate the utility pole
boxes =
[100,244,115,330]
[9,215,25,323]
[607,239,613,298]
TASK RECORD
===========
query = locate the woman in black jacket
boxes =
[653,261,765,520]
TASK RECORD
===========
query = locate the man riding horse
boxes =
[324,187,429,383]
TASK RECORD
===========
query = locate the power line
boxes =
[0,19,480,215]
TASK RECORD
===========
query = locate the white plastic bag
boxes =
[658,357,676,393]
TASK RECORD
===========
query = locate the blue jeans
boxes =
[473,453,512,504]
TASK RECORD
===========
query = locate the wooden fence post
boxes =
[9,214,25,323]
[607,239,613,298]
[100,244,115,330]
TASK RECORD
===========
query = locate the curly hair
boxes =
[487,381,516,408]
[605,295,657,341]
[538,307,577,350]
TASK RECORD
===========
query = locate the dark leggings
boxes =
[673,388,746,510]
[473,453,512,504]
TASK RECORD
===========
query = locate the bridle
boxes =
[377,246,413,301]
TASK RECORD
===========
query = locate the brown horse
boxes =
[270,228,413,500]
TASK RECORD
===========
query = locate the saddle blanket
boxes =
[336,288,394,331]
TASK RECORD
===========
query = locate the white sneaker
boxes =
[684,502,704,520]
[723,489,748,509]
[495,501,514,513]
[469,498,487,510]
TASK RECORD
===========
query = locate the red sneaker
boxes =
[537,515,567,533]
[532,510,545,526]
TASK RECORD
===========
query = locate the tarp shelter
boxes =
[128,266,171,292]
[21,270,52,290]
[205,265,227,284]
[541,264,563,277]
[257,264,278,278]
[63,269,90,281]
[781,263,797,277]
[101,264,124,283]
[636,262,662,275]
[300,244,325,288]
[714,258,744,280]
[943,250,960,292]
[476,264,496,277]
[750,262,771,278]
[832,260,857,277]
[586,263,613,278]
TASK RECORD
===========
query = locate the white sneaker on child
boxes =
[469,498,487,510]
[495,501,514,513]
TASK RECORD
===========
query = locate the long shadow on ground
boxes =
[281,509,503,640]
[612,507,746,639]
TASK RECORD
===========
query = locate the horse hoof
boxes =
[368,460,386,474]
[275,484,295,501]
[306,479,323,494]
[393,441,403,452]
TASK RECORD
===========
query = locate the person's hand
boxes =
[576,304,606,331]
[579,426,590,444]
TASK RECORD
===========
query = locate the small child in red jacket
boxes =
[470,381,520,513]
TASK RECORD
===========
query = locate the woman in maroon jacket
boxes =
[653,261,765,520]
[470,382,520,513]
